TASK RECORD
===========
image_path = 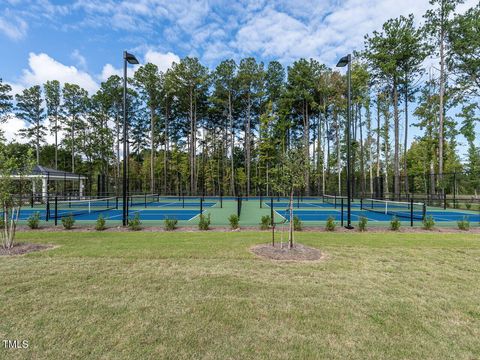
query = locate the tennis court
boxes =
[9,194,480,227]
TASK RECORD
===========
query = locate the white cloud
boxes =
[19,53,98,93]
[0,15,28,40]
[100,63,122,82]
[144,50,180,72]
[0,116,27,143]
[71,49,87,69]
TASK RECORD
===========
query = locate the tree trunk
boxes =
[359,105,365,197]
[164,103,169,195]
[393,83,400,200]
[245,91,251,197]
[404,79,409,195]
[303,100,310,195]
[150,105,155,194]
[438,26,445,193]
[229,91,235,196]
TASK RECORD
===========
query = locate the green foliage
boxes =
[0,216,5,229]
[27,212,41,229]
[228,214,239,229]
[422,216,435,230]
[198,214,211,231]
[465,202,472,210]
[164,218,178,231]
[61,215,75,230]
[95,214,106,231]
[128,213,142,231]
[293,216,303,231]
[390,216,401,231]
[325,216,336,231]
[260,215,271,230]
[358,216,368,232]
[457,217,470,231]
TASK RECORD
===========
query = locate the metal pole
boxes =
[346,54,353,229]
[122,51,128,226]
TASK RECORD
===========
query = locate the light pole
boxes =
[336,54,354,229]
[123,51,139,226]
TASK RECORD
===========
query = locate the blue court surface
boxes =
[15,208,204,221]
[271,208,480,223]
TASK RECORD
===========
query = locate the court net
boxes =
[361,198,426,220]
[47,196,117,219]
[323,194,347,207]
[128,194,159,207]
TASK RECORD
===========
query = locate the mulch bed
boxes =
[250,243,325,262]
[0,243,54,256]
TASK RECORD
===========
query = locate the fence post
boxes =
[410,198,414,227]
[54,196,58,226]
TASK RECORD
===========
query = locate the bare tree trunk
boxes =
[438,26,446,193]
[303,100,310,195]
[336,114,341,194]
[393,83,400,200]
[245,92,251,197]
[376,93,381,179]
[404,80,409,195]
[164,103,169,195]
[229,92,235,196]
[150,106,155,193]
[359,105,365,197]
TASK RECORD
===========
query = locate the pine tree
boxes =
[16,86,46,164]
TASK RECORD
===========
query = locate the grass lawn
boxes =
[1,231,480,359]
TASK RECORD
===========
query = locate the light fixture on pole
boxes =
[336,54,354,229]
[122,51,139,226]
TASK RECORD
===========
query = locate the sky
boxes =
[0,0,478,158]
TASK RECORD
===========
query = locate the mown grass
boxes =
[1,231,479,359]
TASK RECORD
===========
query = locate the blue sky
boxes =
[0,0,478,158]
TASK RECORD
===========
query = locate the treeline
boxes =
[0,0,478,198]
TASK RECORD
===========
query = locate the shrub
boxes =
[390,216,401,231]
[198,213,211,230]
[61,215,75,230]
[358,216,368,232]
[465,202,472,210]
[0,217,5,229]
[95,214,106,231]
[228,214,239,229]
[422,216,435,230]
[293,215,303,231]
[325,216,336,231]
[27,211,40,229]
[128,213,142,231]
[260,215,271,230]
[457,216,470,231]
[164,218,178,231]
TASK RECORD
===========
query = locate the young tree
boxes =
[0,144,34,249]
[271,146,306,248]
[44,80,62,169]
[16,86,46,164]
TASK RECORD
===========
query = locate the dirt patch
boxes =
[0,243,55,256]
[250,243,325,262]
